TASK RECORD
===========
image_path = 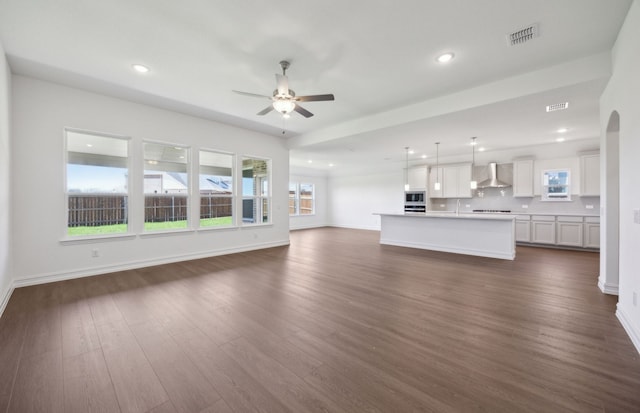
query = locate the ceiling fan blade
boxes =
[295,94,335,102]
[233,90,272,99]
[257,106,274,116]
[276,74,289,96]
[294,104,314,118]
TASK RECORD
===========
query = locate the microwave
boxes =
[405,191,426,204]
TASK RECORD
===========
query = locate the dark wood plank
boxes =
[9,351,64,412]
[129,320,221,413]
[63,348,121,412]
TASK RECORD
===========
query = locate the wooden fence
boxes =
[68,194,232,227]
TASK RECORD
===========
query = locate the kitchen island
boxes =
[376,212,516,260]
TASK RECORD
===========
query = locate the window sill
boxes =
[139,229,195,238]
[60,233,137,245]
[241,223,273,229]
[197,225,239,233]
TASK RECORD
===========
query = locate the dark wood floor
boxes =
[1,227,639,413]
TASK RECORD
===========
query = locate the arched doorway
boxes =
[599,111,620,295]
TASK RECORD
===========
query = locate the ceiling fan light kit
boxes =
[233,60,335,119]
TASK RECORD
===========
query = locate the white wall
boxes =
[10,75,290,285]
[289,173,328,230]
[328,170,404,230]
[0,44,12,315]
[600,0,640,353]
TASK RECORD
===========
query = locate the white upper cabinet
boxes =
[580,152,600,196]
[512,159,534,197]
[407,166,428,190]
[442,164,472,198]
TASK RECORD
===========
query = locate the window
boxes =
[288,183,298,215]
[242,157,270,224]
[143,142,189,231]
[65,130,130,237]
[542,169,571,201]
[199,150,233,228]
[289,182,315,215]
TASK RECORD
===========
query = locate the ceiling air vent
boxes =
[508,23,539,46]
[546,102,569,112]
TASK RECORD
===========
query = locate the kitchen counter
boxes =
[376,212,515,260]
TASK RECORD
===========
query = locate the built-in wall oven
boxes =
[404,191,426,213]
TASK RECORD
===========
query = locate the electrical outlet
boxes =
[634,209,640,224]
[440,204,445,208]
[91,249,100,258]
[586,205,594,209]
[522,205,529,209]
[465,204,470,208]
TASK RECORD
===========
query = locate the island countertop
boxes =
[376,212,516,221]
[375,212,516,260]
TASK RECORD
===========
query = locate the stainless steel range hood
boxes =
[477,162,511,188]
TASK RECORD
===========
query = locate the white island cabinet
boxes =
[376,213,515,260]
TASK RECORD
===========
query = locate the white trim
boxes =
[598,278,619,295]
[12,240,289,289]
[290,223,328,231]
[0,283,14,319]
[617,305,640,355]
[329,223,380,231]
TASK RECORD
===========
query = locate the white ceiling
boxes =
[0,0,633,175]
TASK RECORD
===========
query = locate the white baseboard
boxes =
[328,223,380,231]
[289,223,328,231]
[0,283,14,319]
[598,278,619,295]
[617,305,640,355]
[12,239,290,289]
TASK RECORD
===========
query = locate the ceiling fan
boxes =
[233,60,335,118]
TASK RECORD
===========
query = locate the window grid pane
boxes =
[144,142,189,231]
[66,130,129,236]
[200,150,234,227]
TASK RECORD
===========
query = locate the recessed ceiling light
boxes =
[556,128,568,133]
[421,154,427,159]
[556,137,566,142]
[408,149,415,155]
[132,64,150,73]
[307,160,313,164]
[329,163,334,167]
[436,52,455,63]
[478,147,486,152]
[86,144,93,147]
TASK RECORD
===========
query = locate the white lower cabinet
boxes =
[515,216,531,242]
[517,215,599,249]
[556,217,584,247]
[584,217,600,248]
[531,216,556,244]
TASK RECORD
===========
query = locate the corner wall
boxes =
[10,75,290,286]
[0,44,12,316]
[600,0,640,353]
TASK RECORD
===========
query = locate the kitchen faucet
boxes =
[456,199,461,215]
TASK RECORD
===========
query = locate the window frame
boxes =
[142,140,191,233]
[289,182,316,216]
[198,148,235,230]
[541,168,572,202]
[240,156,272,226]
[63,128,132,240]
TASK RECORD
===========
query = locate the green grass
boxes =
[67,216,233,236]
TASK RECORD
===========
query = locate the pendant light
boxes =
[470,137,478,190]
[404,146,410,191]
[434,142,441,191]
